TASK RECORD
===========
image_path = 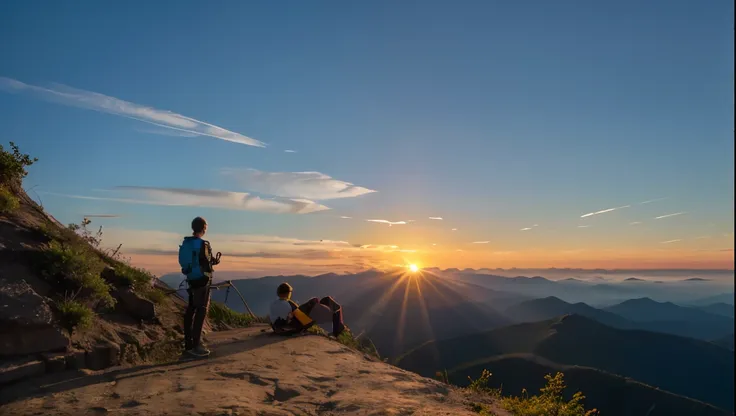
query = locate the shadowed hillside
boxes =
[397,314,734,411]
[446,354,729,416]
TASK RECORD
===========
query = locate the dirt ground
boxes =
[0,325,507,416]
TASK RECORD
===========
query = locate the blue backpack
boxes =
[178,236,213,281]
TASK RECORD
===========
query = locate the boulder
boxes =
[101,266,128,287]
[41,352,67,373]
[66,350,86,370]
[0,277,69,356]
[0,358,45,384]
[85,343,121,370]
[0,277,54,326]
[0,326,69,356]
[116,288,156,321]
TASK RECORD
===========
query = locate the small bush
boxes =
[0,141,37,186]
[56,299,94,337]
[115,264,154,289]
[143,288,167,304]
[501,372,599,416]
[39,241,115,308]
[468,369,499,396]
[208,301,257,329]
[0,187,19,213]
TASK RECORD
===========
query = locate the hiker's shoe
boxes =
[192,345,211,356]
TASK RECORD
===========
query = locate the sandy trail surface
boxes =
[0,325,505,415]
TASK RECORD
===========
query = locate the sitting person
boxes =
[269,282,346,337]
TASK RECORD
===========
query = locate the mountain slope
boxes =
[397,315,734,411]
[604,297,734,340]
[448,354,728,416]
[0,326,506,415]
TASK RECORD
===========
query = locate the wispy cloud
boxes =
[134,127,199,138]
[520,227,533,231]
[339,216,353,219]
[695,236,711,240]
[428,217,443,220]
[577,225,591,228]
[640,197,667,205]
[451,228,458,231]
[365,219,408,226]
[661,239,683,244]
[221,168,376,200]
[83,214,121,218]
[580,205,630,218]
[655,212,686,220]
[0,77,265,147]
[44,186,329,214]
[629,221,642,225]
[472,241,490,244]
[284,150,297,153]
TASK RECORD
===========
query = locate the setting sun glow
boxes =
[408,264,419,273]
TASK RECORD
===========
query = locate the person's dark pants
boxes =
[299,296,345,336]
[184,283,211,350]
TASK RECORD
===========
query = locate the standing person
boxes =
[178,217,220,357]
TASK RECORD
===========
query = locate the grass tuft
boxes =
[208,301,258,329]
[0,186,19,213]
[55,298,94,338]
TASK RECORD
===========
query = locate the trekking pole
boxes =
[208,280,256,319]
[227,281,257,319]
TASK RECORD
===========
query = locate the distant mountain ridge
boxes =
[504,296,734,341]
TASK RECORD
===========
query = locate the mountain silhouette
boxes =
[604,297,734,340]
[397,314,734,411]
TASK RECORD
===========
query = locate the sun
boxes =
[408,264,419,273]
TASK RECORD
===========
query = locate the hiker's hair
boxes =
[191,217,207,234]
[277,282,293,297]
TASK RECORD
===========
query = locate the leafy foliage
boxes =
[0,141,37,185]
[55,298,94,338]
[208,301,258,329]
[0,186,19,213]
[114,264,154,289]
[501,372,599,416]
[68,218,103,248]
[468,369,500,395]
[38,240,115,308]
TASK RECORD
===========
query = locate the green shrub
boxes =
[501,372,599,416]
[0,141,37,186]
[115,264,154,289]
[208,301,257,329]
[0,186,19,213]
[39,241,115,308]
[468,369,499,396]
[143,287,167,304]
[56,299,94,337]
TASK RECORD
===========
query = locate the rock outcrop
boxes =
[0,277,69,356]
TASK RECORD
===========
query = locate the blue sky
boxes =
[1,1,733,274]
